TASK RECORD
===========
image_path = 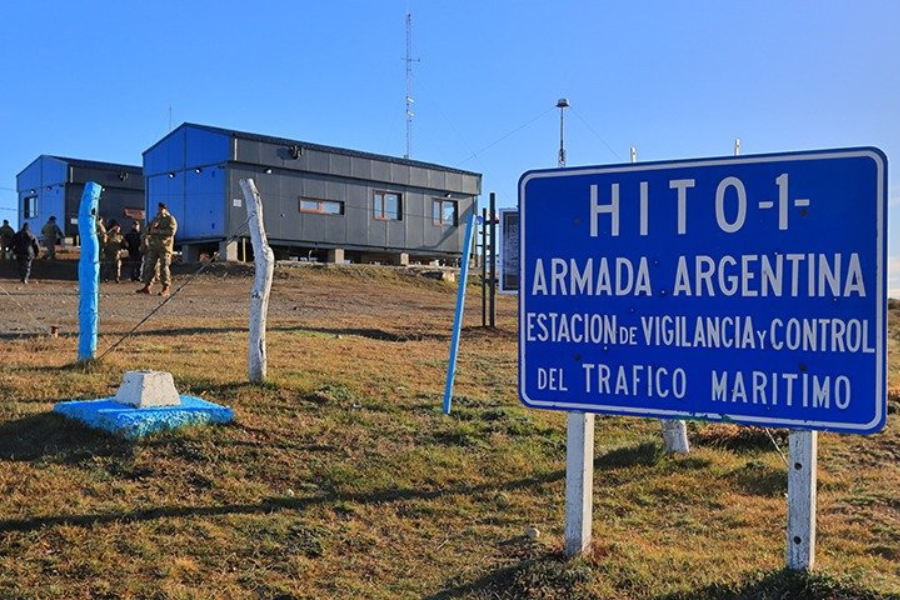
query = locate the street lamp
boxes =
[556,98,570,167]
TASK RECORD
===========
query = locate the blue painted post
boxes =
[78,182,103,362]
[442,211,478,414]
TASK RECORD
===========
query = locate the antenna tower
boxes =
[404,12,420,159]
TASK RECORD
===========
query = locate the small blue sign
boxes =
[519,148,888,434]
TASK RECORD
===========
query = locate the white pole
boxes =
[787,430,817,570]
[661,420,690,454]
[240,178,275,384]
[629,146,689,454]
[564,411,594,556]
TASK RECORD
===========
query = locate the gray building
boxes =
[16,156,144,237]
[142,123,482,263]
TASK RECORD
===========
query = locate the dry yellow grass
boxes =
[0,263,896,599]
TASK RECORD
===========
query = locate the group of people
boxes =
[0,203,178,294]
[95,217,142,284]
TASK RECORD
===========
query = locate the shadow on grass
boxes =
[594,442,664,469]
[0,441,674,535]
[653,568,894,600]
[423,549,593,600]
[0,466,565,534]
[0,412,133,464]
[691,424,789,454]
[426,562,896,600]
[726,460,787,497]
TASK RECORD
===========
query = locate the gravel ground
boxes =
[0,259,465,336]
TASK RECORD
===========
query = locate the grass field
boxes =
[0,263,897,599]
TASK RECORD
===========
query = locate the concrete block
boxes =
[115,370,181,408]
[219,239,239,262]
[326,248,345,264]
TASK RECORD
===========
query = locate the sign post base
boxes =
[787,430,818,570]
[564,411,594,556]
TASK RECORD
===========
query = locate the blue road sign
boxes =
[519,148,888,434]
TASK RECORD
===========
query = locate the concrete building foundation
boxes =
[181,245,201,263]
[219,240,238,261]
[327,248,345,264]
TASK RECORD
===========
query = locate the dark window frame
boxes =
[23,196,38,219]
[432,198,458,226]
[373,190,402,221]
[299,197,344,216]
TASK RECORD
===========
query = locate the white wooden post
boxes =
[787,430,817,570]
[564,411,594,556]
[661,419,690,454]
[628,149,691,456]
[240,178,274,384]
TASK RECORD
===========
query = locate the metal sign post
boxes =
[443,212,478,414]
[518,148,888,559]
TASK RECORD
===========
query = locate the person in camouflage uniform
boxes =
[95,216,107,255]
[41,216,63,259]
[136,202,177,297]
[102,220,127,283]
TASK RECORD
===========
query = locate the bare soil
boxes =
[0,258,471,339]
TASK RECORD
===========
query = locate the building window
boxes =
[23,196,38,219]
[299,197,344,215]
[433,198,457,226]
[373,191,402,220]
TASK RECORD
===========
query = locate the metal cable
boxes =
[457,107,556,165]
[570,106,623,161]
[94,216,252,362]
[764,427,789,467]
[0,282,49,333]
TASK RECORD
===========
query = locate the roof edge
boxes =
[145,122,482,179]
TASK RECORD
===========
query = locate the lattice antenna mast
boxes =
[404,12,420,159]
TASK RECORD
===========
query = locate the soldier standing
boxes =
[96,216,107,257]
[136,202,177,297]
[41,216,63,259]
[103,220,127,283]
[0,220,15,259]
[124,221,142,281]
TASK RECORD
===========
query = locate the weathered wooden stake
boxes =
[787,430,817,570]
[564,411,594,556]
[240,178,274,384]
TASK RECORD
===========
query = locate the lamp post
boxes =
[557,98,569,167]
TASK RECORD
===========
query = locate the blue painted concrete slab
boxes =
[54,396,233,439]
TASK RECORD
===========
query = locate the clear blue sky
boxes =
[2,1,897,293]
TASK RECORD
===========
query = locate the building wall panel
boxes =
[185,128,230,169]
[329,154,351,178]
[144,128,186,176]
[184,167,225,239]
